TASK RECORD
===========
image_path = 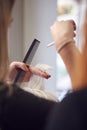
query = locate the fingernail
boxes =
[26,64,29,68]
[26,65,30,71]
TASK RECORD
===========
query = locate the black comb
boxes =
[14,39,40,83]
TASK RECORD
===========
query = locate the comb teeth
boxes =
[14,39,40,83]
[23,39,40,63]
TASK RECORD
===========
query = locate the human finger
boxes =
[11,62,29,71]
[29,66,51,79]
[66,20,76,30]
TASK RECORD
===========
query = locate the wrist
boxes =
[56,39,75,52]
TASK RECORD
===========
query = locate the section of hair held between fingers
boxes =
[27,64,51,79]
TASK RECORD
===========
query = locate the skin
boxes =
[6,15,51,83]
[6,61,51,82]
[50,16,87,91]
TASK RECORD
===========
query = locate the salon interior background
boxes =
[8,0,57,94]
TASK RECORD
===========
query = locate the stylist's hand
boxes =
[6,61,51,83]
[50,20,76,52]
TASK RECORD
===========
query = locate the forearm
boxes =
[59,42,81,84]
[50,20,87,90]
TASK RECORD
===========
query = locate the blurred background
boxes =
[8,0,86,100]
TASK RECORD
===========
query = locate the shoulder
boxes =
[0,82,56,114]
[58,88,87,116]
[4,83,56,111]
[45,88,87,130]
[1,83,56,130]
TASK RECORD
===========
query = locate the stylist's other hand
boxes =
[6,61,51,83]
[50,20,76,52]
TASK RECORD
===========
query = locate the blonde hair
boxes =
[0,0,15,81]
[22,87,58,102]
[13,73,58,101]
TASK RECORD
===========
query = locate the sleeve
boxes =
[2,86,56,130]
[45,89,87,130]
